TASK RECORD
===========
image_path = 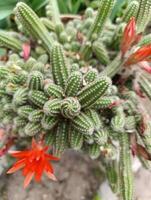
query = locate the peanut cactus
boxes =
[0,0,151,198]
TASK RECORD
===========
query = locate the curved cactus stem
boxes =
[28,110,43,122]
[41,115,58,130]
[72,112,94,135]
[77,77,111,108]
[40,17,55,31]
[101,53,123,78]
[87,143,101,159]
[15,2,54,52]
[92,96,119,109]
[28,90,49,108]
[43,99,61,116]
[25,122,42,136]
[0,31,22,51]
[84,68,98,84]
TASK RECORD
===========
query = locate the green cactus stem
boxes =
[136,0,151,33]
[80,0,115,60]
[101,53,123,78]
[122,1,139,23]
[119,133,134,200]
[51,43,69,89]
[92,41,110,65]
[77,77,111,108]
[15,2,54,52]
[0,31,22,51]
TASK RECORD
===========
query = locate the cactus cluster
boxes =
[1,0,151,199]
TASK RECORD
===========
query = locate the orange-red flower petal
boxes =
[124,45,151,66]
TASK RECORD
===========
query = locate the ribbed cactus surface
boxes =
[0,0,151,198]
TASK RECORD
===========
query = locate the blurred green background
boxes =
[0,0,126,28]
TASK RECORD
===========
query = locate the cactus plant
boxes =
[0,0,151,198]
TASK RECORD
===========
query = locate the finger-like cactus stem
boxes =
[40,17,55,31]
[77,77,111,108]
[136,0,151,33]
[105,160,119,193]
[94,128,108,145]
[27,71,44,90]
[51,44,69,88]
[15,2,53,52]
[92,41,110,65]
[28,110,43,122]
[44,83,64,98]
[54,121,68,156]
[111,107,125,132]
[28,90,49,108]
[25,122,42,136]
[101,54,123,78]
[91,96,119,109]
[72,112,94,135]
[43,99,61,116]
[122,1,139,23]
[17,105,34,119]
[65,71,82,97]
[13,88,28,106]
[85,109,103,130]
[41,115,58,130]
[80,0,115,59]
[119,133,134,200]
[84,68,98,84]
[0,31,22,51]
[87,0,115,40]
[87,143,101,159]
[69,129,84,150]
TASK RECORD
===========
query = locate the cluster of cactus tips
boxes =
[1,0,151,199]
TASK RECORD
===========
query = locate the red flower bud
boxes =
[121,17,136,56]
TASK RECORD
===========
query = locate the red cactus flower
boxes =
[124,45,151,66]
[22,42,31,61]
[121,17,136,56]
[7,139,59,188]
